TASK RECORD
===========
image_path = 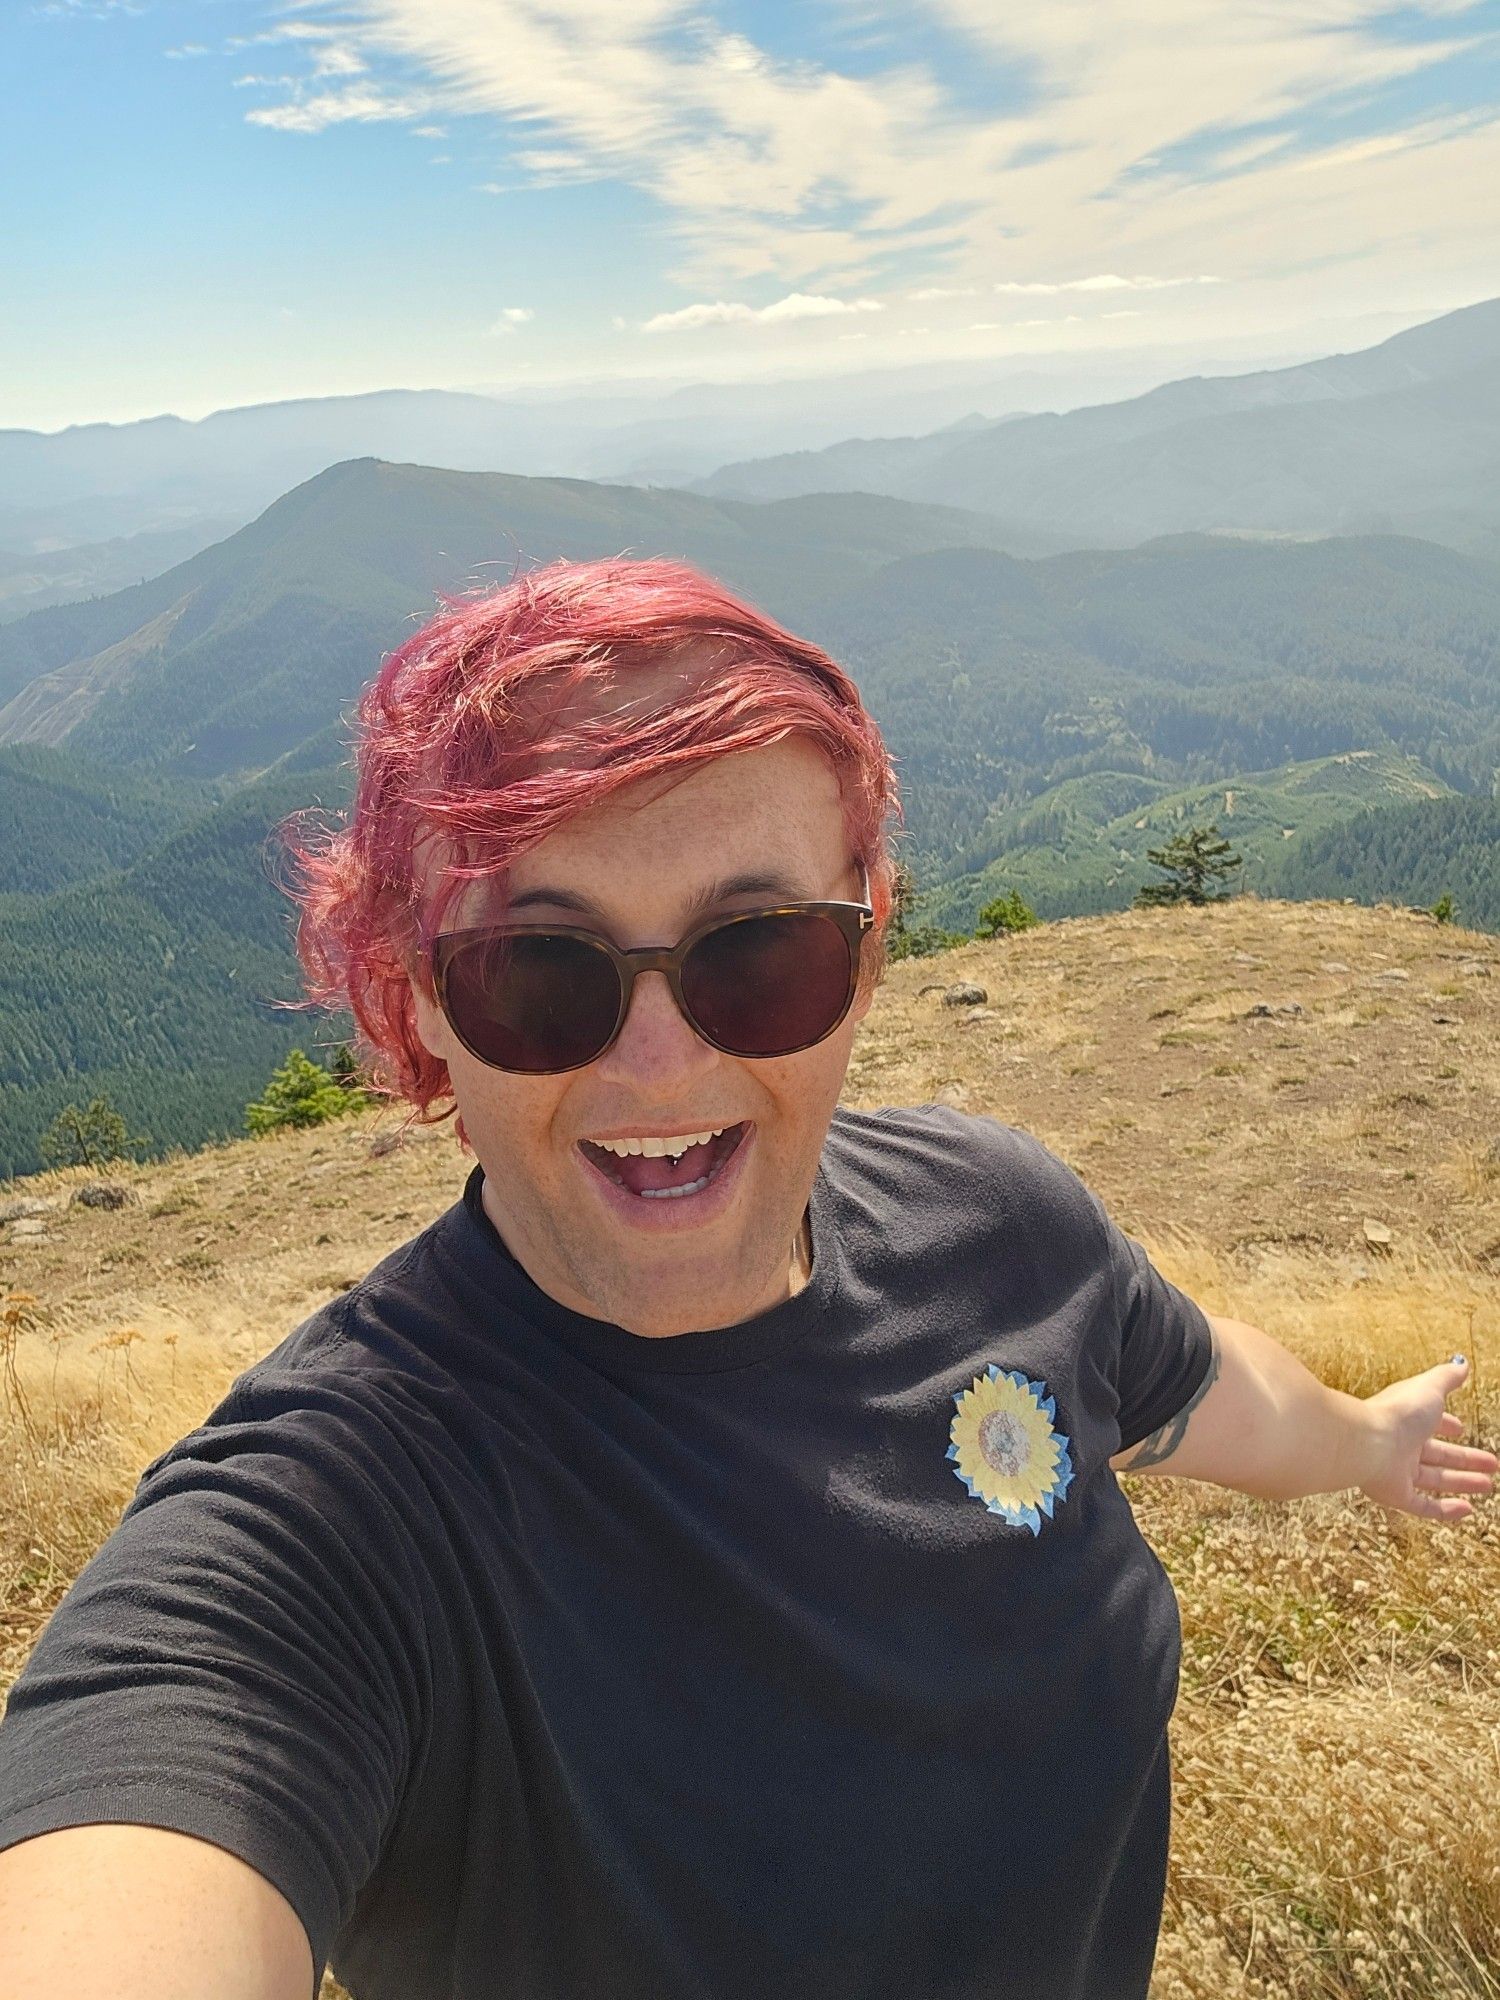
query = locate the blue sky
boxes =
[6,0,1499,429]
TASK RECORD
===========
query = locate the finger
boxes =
[1414,1465,1495,1496]
[1399,1489,1475,1522]
[1434,1412,1466,1439]
[1421,1439,1500,1472]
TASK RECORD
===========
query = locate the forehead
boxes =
[419,735,849,932]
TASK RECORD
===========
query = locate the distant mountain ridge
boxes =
[0,345,1221,570]
[0,462,1023,775]
[696,297,1500,560]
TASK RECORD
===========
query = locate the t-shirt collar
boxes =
[453,1151,842,1375]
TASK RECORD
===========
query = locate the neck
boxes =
[789,1206,812,1298]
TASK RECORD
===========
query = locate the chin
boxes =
[596,1258,760,1335]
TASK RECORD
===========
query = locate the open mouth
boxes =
[578,1121,750,1201]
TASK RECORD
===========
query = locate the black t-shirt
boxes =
[0,1105,1214,2000]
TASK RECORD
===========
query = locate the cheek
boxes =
[771,1032,855,1123]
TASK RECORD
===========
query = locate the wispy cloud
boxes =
[641,293,885,332]
[487,306,535,334]
[164,42,207,59]
[235,0,1500,308]
[990,275,1222,294]
[246,85,433,133]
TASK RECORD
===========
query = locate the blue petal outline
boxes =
[947,1366,1075,1532]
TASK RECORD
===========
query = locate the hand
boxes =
[1359,1356,1498,1522]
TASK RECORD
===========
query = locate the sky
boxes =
[6,0,1500,430]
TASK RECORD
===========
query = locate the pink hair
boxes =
[270,555,904,1147]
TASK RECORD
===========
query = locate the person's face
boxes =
[408,733,874,1338]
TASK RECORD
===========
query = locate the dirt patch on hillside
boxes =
[849,897,1499,1267]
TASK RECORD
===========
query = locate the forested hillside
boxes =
[0,459,1495,1180]
[1268,795,1500,930]
[910,750,1458,929]
[0,461,1020,771]
[805,534,1500,870]
[0,744,226,896]
[0,758,355,1180]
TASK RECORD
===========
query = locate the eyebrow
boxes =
[501,869,814,924]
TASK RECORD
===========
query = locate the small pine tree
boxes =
[39,1095,152,1172]
[975,890,1039,938]
[1134,824,1243,908]
[245,1049,359,1137]
[1431,892,1455,925]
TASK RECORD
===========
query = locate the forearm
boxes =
[1196,1315,1380,1500]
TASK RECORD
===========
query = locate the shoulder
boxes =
[128,1292,423,1516]
[825,1103,1108,1256]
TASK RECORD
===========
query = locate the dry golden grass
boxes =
[1,898,1496,1998]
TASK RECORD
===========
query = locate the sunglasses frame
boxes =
[424,890,877,1075]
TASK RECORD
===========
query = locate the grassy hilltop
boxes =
[1,898,1496,1999]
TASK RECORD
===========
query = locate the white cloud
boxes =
[165,43,208,59]
[487,306,535,334]
[641,292,885,332]
[311,44,368,79]
[237,0,1500,318]
[992,274,1222,294]
[246,85,433,133]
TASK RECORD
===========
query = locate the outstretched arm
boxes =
[1110,1317,1498,1521]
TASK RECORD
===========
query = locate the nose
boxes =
[595,967,720,1082]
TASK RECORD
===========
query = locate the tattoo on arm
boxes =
[1117,1325,1222,1470]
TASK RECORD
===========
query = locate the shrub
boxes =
[975,890,1039,938]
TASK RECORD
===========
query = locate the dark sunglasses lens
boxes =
[443,933,620,1072]
[683,912,854,1057]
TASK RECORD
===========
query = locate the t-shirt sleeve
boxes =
[1088,1196,1217,1454]
[0,1370,431,1989]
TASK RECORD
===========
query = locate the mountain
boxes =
[1268,794,1500,930]
[802,533,1500,865]
[695,297,1500,560]
[1,456,1496,1179]
[907,749,1458,930]
[0,344,1258,573]
[0,461,1023,778]
[0,744,225,896]
[0,754,355,1183]
[0,523,242,625]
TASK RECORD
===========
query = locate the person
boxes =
[0,557,1492,2000]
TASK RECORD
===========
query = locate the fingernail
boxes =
[1451,1353,1467,1366]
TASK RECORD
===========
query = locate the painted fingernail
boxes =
[1451,1353,1467,1366]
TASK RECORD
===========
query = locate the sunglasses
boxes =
[423,882,876,1075]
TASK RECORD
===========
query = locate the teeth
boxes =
[589,1126,726,1158]
[639,1175,712,1199]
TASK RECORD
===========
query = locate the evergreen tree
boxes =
[975,890,1039,938]
[1134,824,1243,908]
[245,1049,359,1137]
[38,1095,151,1172]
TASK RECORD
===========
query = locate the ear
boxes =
[407,970,456,1063]
[847,971,876,1031]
